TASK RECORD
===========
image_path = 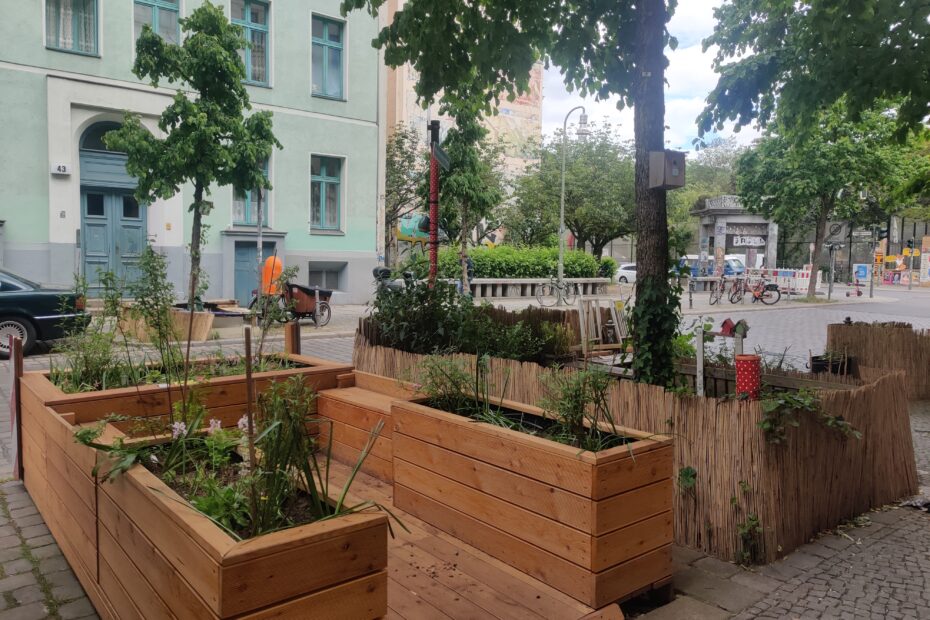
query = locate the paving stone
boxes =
[729,569,782,594]
[0,537,20,552]
[29,544,60,561]
[52,581,86,603]
[759,560,804,582]
[58,597,95,619]
[868,509,903,525]
[0,528,16,540]
[693,556,740,578]
[819,535,855,551]
[11,584,44,605]
[16,527,47,541]
[674,566,765,613]
[0,549,21,564]
[782,551,823,571]
[798,541,838,559]
[23,536,51,549]
[2,558,34,576]
[46,569,80,590]
[0,602,50,620]
[38,556,69,574]
[7,508,36,522]
[672,545,706,568]
[0,572,37,592]
[641,594,730,619]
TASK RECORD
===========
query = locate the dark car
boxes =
[0,269,85,357]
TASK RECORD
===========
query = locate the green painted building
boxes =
[0,0,386,304]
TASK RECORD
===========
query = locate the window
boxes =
[312,16,344,99]
[233,160,270,226]
[308,262,346,290]
[134,0,179,45]
[122,196,141,219]
[232,0,269,85]
[85,194,104,217]
[311,156,342,231]
[46,0,97,55]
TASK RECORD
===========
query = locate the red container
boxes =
[735,354,762,400]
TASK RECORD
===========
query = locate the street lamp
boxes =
[558,106,589,305]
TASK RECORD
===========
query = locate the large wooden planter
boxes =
[26,353,351,428]
[19,364,388,619]
[391,399,674,608]
[317,371,420,483]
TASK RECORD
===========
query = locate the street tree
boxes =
[733,103,904,298]
[385,123,427,267]
[105,2,278,365]
[507,124,635,259]
[342,0,681,385]
[436,105,507,284]
[699,1,930,140]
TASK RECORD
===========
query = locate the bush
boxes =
[598,256,618,279]
[407,246,603,280]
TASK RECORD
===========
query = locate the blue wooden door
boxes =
[81,191,147,294]
[234,241,276,306]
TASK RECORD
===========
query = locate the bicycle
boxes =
[708,275,726,305]
[728,276,747,303]
[536,278,579,307]
[749,278,781,305]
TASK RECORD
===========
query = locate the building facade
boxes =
[690,195,779,271]
[0,0,386,304]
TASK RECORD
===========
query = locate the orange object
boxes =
[261,256,283,294]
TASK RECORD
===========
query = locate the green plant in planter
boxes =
[540,366,624,452]
[758,388,861,445]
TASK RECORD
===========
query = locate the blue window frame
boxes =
[46,0,97,55]
[311,156,342,231]
[232,0,269,85]
[312,16,344,99]
[233,160,270,226]
[134,0,180,45]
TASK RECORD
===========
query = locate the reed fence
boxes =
[354,334,917,563]
[826,322,930,400]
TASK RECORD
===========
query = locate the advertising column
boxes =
[921,236,930,288]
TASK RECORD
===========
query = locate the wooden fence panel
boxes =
[827,323,930,399]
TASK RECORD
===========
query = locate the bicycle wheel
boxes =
[709,283,722,305]
[760,288,781,305]
[729,285,744,304]
[536,283,558,307]
[562,283,578,306]
[315,302,332,327]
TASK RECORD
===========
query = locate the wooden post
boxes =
[9,336,23,480]
[735,334,744,357]
[284,321,301,355]
[314,289,321,329]
[695,327,704,397]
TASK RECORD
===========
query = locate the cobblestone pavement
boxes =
[1,318,929,618]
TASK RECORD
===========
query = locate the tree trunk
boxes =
[384,217,394,268]
[808,200,831,298]
[460,208,469,287]
[183,182,205,405]
[631,0,674,386]
[591,242,605,260]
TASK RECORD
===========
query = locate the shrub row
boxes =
[411,246,617,280]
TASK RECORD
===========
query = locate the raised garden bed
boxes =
[317,371,420,483]
[19,396,388,619]
[391,397,674,608]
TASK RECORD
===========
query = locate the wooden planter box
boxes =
[19,363,388,619]
[391,399,674,609]
[120,307,217,342]
[317,371,420,483]
[25,353,351,428]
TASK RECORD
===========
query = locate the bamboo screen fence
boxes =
[354,334,917,564]
[827,322,930,400]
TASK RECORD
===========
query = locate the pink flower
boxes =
[237,415,250,432]
[171,421,187,439]
[207,419,222,435]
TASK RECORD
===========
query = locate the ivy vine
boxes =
[758,388,861,445]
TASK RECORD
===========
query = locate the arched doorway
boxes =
[79,122,147,293]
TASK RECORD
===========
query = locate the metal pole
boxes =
[869,229,875,298]
[314,289,321,329]
[908,246,914,290]
[695,327,704,397]
[559,106,585,306]
[828,246,835,301]
[427,121,440,284]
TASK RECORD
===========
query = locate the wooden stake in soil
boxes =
[10,335,23,480]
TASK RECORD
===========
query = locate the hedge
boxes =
[414,246,606,279]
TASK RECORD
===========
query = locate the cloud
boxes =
[541,1,758,151]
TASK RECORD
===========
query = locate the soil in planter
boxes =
[426,399,633,453]
[143,441,333,540]
[51,355,307,394]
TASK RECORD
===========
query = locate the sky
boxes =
[540,0,760,151]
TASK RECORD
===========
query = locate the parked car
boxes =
[679,255,746,277]
[0,269,85,357]
[616,263,637,283]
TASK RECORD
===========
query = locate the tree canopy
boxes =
[505,124,635,258]
[733,102,910,297]
[385,123,428,267]
[699,1,930,140]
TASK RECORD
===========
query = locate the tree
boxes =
[385,123,427,267]
[699,1,930,140]
[342,0,681,385]
[507,124,635,258]
[436,105,507,284]
[733,103,904,298]
[106,2,278,368]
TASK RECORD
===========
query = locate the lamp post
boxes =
[558,106,589,305]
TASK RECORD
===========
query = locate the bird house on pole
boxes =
[649,150,686,190]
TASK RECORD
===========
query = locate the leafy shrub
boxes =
[407,246,603,280]
[598,256,618,279]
